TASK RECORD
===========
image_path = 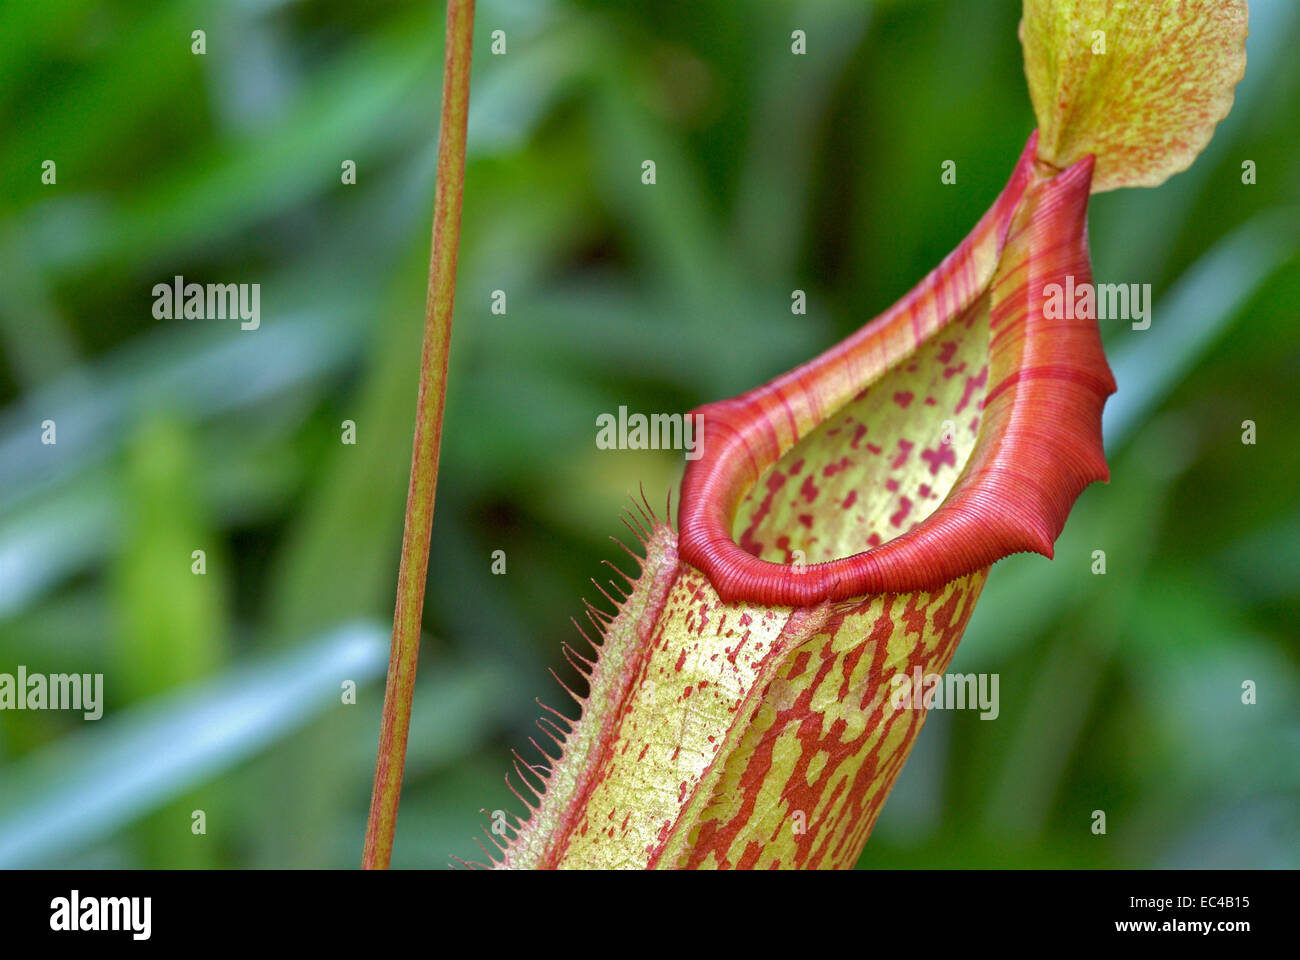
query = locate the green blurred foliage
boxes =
[0,0,1296,869]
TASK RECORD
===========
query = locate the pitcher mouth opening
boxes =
[677,140,1113,607]
[729,292,992,575]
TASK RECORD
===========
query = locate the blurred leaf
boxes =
[1102,209,1298,451]
[0,622,387,867]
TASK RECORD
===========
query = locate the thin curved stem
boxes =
[362,0,475,871]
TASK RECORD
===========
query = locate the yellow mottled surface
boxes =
[496,524,988,870]
[554,562,810,868]
[736,298,991,566]
[674,573,986,869]
[1021,0,1248,191]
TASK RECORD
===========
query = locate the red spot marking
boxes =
[943,361,968,380]
[890,440,914,469]
[841,490,858,510]
[683,685,694,698]
[850,424,867,449]
[798,513,813,528]
[736,841,764,870]
[937,340,958,364]
[674,648,687,672]
[969,416,980,434]
[822,456,852,478]
[789,458,805,475]
[919,483,932,498]
[920,444,957,475]
[954,365,988,414]
[867,533,882,547]
[738,470,786,557]
[799,474,819,504]
[866,443,882,455]
[893,391,914,408]
[924,396,937,406]
[900,593,927,640]
[889,497,913,528]
[885,478,899,492]
[637,744,649,761]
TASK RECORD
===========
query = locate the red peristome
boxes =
[678,133,1115,605]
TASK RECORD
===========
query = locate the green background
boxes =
[0,0,1296,868]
